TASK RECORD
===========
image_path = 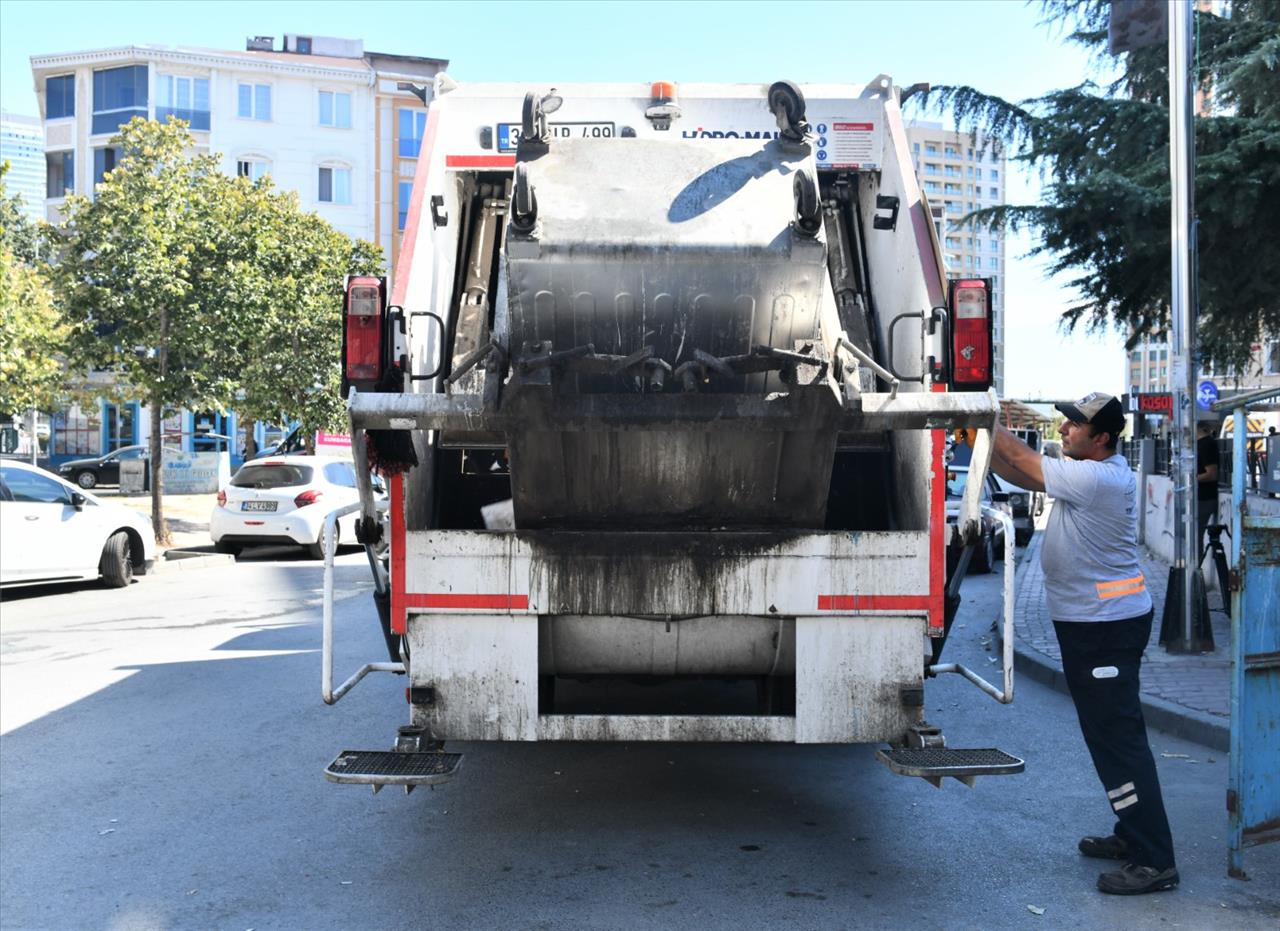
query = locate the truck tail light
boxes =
[294,489,323,508]
[216,489,226,508]
[948,278,993,390]
[342,275,387,396]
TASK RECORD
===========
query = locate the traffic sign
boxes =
[1197,381,1219,410]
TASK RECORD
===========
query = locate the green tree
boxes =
[917,0,1280,373]
[223,178,382,455]
[0,248,67,416]
[0,161,43,264]
[53,117,244,543]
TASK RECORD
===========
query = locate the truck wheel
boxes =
[77,470,98,489]
[100,531,133,587]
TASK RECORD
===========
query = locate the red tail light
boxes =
[343,275,386,392]
[216,488,226,507]
[949,278,993,390]
[294,489,323,508]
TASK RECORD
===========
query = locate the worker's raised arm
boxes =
[990,425,1046,493]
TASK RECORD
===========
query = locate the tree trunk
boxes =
[150,396,171,546]
[27,407,38,466]
[151,306,172,547]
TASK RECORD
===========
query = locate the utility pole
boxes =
[1162,0,1211,652]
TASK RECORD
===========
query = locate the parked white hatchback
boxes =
[210,456,384,559]
[0,460,156,589]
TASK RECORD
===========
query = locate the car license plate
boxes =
[242,501,277,512]
[496,121,616,152]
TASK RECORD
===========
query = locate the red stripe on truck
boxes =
[404,593,530,610]
[929,425,945,634]
[445,155,517,169]
[817,595,931,612]
[390,473,407,634]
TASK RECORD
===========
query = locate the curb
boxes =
[151,550,235,573]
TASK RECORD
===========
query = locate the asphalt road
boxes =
[1,546,1276,930]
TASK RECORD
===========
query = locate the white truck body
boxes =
[326,77,1017,786]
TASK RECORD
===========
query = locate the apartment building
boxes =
[29,34,446,275]
[25,35,447,466]
[906,121,1008,396]
[0,110,45,224]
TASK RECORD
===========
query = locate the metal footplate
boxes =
[326,750,464,794]
[876,747,1024,788]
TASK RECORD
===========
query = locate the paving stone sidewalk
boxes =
[1009,504,1232,750]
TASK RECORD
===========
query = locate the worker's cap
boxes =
[1055,392,1125,438]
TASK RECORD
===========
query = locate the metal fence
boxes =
[1122,436,1233,489]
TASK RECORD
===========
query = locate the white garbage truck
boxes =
[321,75,1021,792]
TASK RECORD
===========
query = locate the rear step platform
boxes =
[876,747,1024,787]
[326,750,464,791]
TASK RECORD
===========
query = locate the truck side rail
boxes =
[929,506,1015,703]
[322,501,403,705]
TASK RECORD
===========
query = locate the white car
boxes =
[0,460,156,589]
[210,455,385,559]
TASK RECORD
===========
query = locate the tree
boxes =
[222,178,382,454]
[53,118,246,544]
[0,161,42,264]
[916,0,1280,373]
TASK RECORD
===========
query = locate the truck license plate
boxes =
[242,501,277,512]
[496,121,616,152]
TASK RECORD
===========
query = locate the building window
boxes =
[398,180,413,231]
[46,151,73,197]
[989,186,999,199]
[296,36,313,54]
[945,236,960,248]
[945,145,958,157]
[156,75,210,131]
[989,239,999,250]
[912,143,919,154]
[318,165,351,204]
[398,108,428,158]
[925,143,939,155]
[319,91,352,129]
[238,83,271,121]
[1267,339,1280,375]
[236,157,270,181]
[964,255,973,267]
[53,404,101,456]
[944,165,960,177]
[92,65,148,134]
[989,169,1000,180]
[93,146,123,185]
[974,256,983,269]
[47,75,75,119]
[923,181,941,193]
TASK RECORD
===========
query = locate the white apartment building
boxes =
[30,34,446,274]
[906,121,1008,396]
[24,35,446,467]
[0,110,45,224]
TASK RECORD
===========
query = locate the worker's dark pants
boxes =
[1054,611,1176,871]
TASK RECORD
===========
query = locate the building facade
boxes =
[25,35,447,466]
[0,110,45,224]
[906,121,1008,396]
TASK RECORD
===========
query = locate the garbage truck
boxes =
[320,75,1022,792]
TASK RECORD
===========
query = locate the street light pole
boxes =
[1163,0,1210,652]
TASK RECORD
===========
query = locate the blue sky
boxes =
[0,0,1127,400]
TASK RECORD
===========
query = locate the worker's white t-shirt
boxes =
[1040,454,1153,622]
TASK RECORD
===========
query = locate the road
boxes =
[1,546,1276,930]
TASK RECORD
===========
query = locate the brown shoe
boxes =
[1097,863,1179,895]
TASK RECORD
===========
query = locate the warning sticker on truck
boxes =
[811,118,881,170]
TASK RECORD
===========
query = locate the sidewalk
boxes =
[1007,505,1231,751]
[96,489,219,554]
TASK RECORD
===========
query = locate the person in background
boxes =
[1195,421,1220,542]
[988,392,1177,895]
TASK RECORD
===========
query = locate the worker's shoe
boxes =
[1096,863,1179,895]
[1078,834,1130,860]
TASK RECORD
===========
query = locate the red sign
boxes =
[1137,393,1173,415]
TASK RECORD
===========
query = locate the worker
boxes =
[1195,421,1220,543]
[988,392,1177,895]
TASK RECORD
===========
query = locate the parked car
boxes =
[56,444,183,490]
[210,455,386,559]
[992,474,1043,547]
[0,460,156,588]
[944,465,1009,574]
